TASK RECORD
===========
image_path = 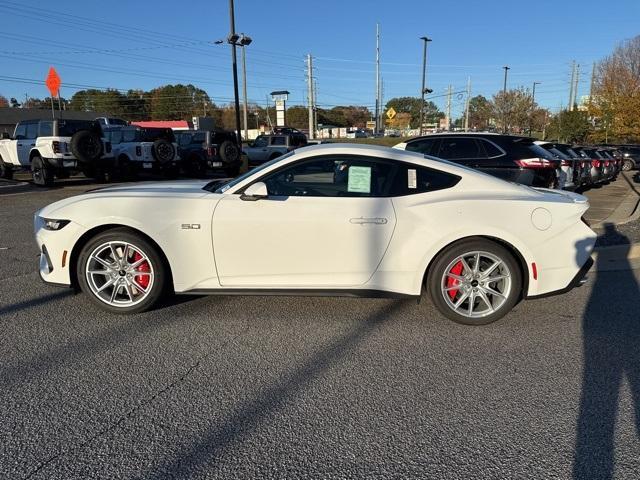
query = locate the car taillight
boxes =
[592,159,601,167]
[560,159,571,167]
[52,141,61,153]
[136,146,142,156]
[514,158,555,169]
[604,160,610,167]
[581,161,586,168]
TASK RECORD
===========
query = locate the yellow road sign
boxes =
[386,107,396,119]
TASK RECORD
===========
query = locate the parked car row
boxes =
[393,133,627,191]
[0,118,242,186]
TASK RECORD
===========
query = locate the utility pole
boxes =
[529,81,540,136]
[313,79,318,137]
[568,60,576,111]
[307,54,314,139]
[464,76,471,132]
[446,85,452,131]
[588,62,596,112]
[375,23,381,134]
[418,36,432,136]
[228,0,242,145]
[241,42,249,140]
[265,94,273,130]
[573,63,580,110]
[502,65,510,133]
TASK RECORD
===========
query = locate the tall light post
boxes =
[530,81,541,136]
[502,65,510,133]
[418,36,432,136]
[238,34,252,140]
[226,0,242,145]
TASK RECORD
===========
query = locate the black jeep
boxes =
[175,129,241,177]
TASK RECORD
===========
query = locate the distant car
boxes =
[35,143,595,325]
[395,133,560,188]
[96,117,128,128]
[243,131,307,166]
[614,145,640,171]
[534,141,577,190]
[174,129,241,177]
[577,147,607,184]
[104,126,179,179]
[550,143,591,188]
[0,119,112,185]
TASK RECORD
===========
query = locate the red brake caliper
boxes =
[133,251,150,289]
[447,261,464,300]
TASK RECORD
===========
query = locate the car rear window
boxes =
[405,138,438,155]
[57,120,96,136]
[510,140,554,160]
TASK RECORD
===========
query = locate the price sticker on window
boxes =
[408,168,417,189]
[348,166,372,193]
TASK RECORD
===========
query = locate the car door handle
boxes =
[349,217,388,225]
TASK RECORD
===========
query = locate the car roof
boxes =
[405,132,533,142]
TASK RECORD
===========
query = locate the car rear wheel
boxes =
[31,155,54,187]
[0,157,13,180]
[427,239,521,325]
[622,160,634,171]
[77,229,167,314]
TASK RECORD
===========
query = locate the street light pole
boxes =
[530,81,541,136]
[502,65,510,133]
[228,0,242,145]
[418,36,432,136]
[240,39,250,141]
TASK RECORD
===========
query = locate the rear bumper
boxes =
[527,256,593,299]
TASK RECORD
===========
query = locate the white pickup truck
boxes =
[0,119,112,186]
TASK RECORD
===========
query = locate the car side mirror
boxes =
[240,181,268,201]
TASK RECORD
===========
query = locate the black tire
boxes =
[622,160,634,171]
[152,139,175,164]
[219,140,240,164]
[76,228,168,314]
[427,239,522,325]
[70,130,103,163]
[0,157,13,180]
[31,155,54,187]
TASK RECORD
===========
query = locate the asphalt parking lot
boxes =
[2,181,640,479]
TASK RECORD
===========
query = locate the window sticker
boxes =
[347,166,371,193]
[408,168,417,189]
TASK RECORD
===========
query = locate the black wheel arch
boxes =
[69,225,174,293]
[423,235,529,300]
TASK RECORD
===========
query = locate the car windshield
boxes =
[206,151,295,193]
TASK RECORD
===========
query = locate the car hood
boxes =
[36,180,213,218]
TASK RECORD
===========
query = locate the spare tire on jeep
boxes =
[219,140,240,164]
[152,139,175,163]
[70,130,103,163]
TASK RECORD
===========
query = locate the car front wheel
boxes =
[77,229,167,314]
[427,239,522,325]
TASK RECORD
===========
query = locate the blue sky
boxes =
[0,0,638,119]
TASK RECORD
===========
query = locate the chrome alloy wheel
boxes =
[440,251,512,319]
[85,241,155,308]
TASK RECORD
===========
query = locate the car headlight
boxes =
[41,218,71,231]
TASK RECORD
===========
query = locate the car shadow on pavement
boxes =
[574,223,640,479]
[141,299,407,480]
[0,289,74,317]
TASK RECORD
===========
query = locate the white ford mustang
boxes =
[34,144,596,324]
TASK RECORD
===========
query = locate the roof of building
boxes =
[132,120,190,129]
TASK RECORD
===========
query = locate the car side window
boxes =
[271,136,286,146]
[405,138,439,155]
[480,139,503,158]
[258,155,395,197]
[437,138,482,160]
[14,123,27,140]
[122,130,136,143]
[25,122,38,140]
[253,136,268,147]
[38,121,53,137]
[389,164,461,196]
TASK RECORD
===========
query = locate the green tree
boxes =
[384,97,442,128]
[546,109,591,143]
[0,95,8,108]
[148,84,211,120]
[492,88,536,133]
[467,95,493,130]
